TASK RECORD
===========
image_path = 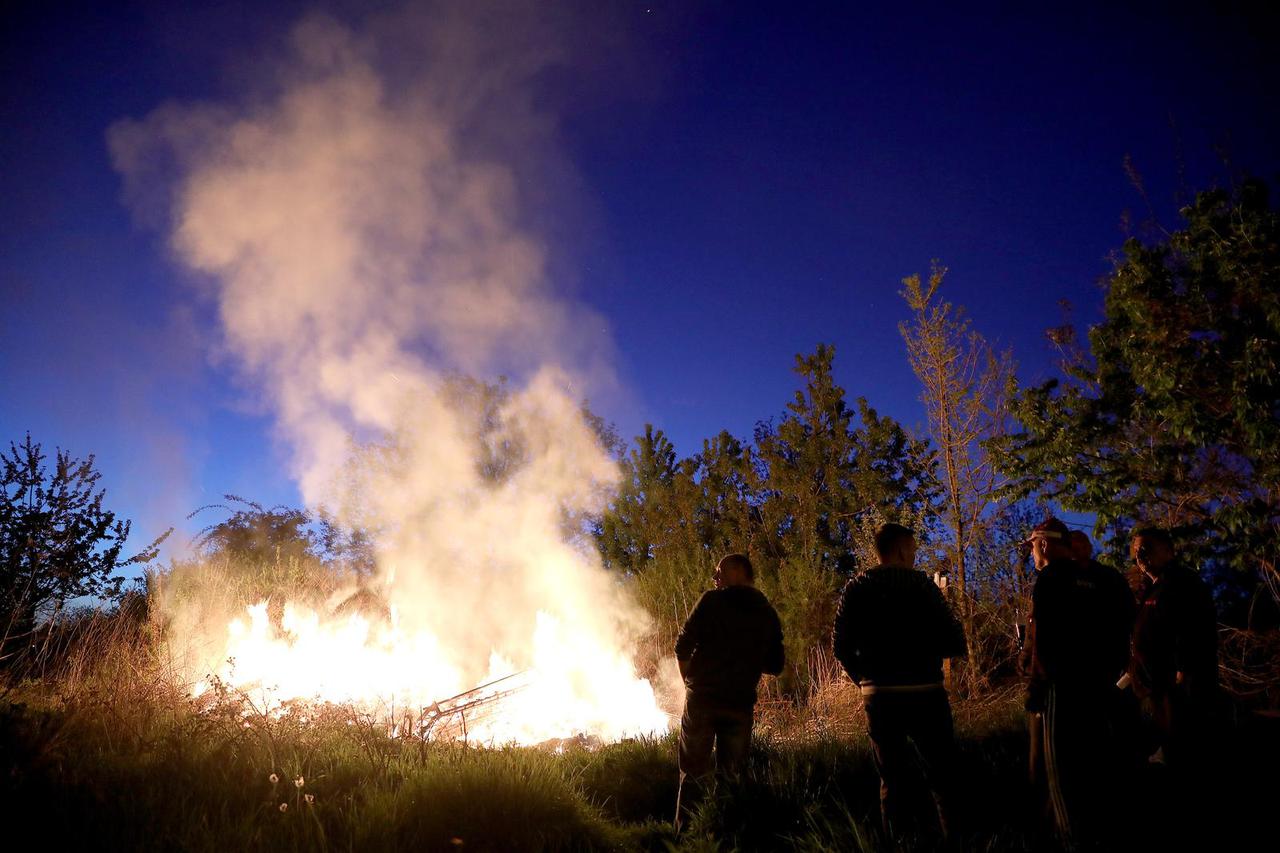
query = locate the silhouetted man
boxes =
[1128,527,1218,769]
[1023,518,1134,845]
[832,523,966,842]
[1068,530,1137,672]
[673,553,784,831]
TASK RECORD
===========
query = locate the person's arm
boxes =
[763,602,785,676]
[1025,572,1054,712]
[1173,574,1219,694]
[674,593,708,681]
[831,579,863,682]
[926,578,968,659]
[1111,570,1138,680]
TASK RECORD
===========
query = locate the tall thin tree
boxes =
[900,264,1014,688]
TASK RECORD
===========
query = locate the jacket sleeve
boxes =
[926,578,968,659]
[674,593,708,677]
[1174,574,1219,693]
[1110,569,1138,680]
[1025,571,1056,712]
[763,602,785,676]
[831,580,862,682]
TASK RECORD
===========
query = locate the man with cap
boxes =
[673,552,784,832]
[1022,518,1134,845]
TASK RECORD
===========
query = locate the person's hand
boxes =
[1025,683,1046,714]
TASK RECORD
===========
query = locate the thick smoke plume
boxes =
[109,5,671,741]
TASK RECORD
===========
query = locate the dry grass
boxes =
[4,605,1277,851]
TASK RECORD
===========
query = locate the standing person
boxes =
[1067,530,1137,681]
[832,522,967,843]
[1128,527,1218,769]
[673,553,784,832]
[1068,530,1144,782]
[1023,519,1134,846]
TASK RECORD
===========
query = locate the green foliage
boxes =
[755,345,936,570]
[192,496,319,565]
[597,346,937,693]
[755,348,935,688]
[1000,178,1280,575]
[1,434,164,661]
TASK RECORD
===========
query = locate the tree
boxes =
[1,435,164,664]
[755,345,936,570]
[692,430,758,558]
[754,345,936,688]
[999,178,1279,585]
[192,496,317,564]
[597,425,686,574]
[900,264,1015,688]
[594,345,937,693]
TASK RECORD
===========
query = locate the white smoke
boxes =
[109,5,673,740]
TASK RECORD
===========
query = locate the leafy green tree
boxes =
[596,346,937,694]
[1000,178,1279,583]
[755,345,935,569]
[692,430,758,558]
[1,435,164,663]
[597,425,685,574]
[192,496,317,564]
[600,427,760,573]
[754,345,936,687]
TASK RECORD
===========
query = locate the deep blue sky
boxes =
[3,1,1278,559]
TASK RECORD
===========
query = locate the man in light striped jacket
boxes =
[832,522,967,843]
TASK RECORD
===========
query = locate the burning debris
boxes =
[413,671,528,741]
[183,591,672,746]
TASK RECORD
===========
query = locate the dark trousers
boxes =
[674,700,753,830]
[1142,686,1215,768]
[1029,684,1130,846]
[864,689,958,841]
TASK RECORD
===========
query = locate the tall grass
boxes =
[4,605,1276,851]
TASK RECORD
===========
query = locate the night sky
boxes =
[3,1,1278,560]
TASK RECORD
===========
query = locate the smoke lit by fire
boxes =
[110,5,674,743]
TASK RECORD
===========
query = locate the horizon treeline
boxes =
[5,177,1277,704]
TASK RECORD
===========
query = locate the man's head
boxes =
[1069,530,1093,566]
[1024,518,1072,571]
[874,522,917,569]
[1131,527,1175,577]
[714,553,754,589]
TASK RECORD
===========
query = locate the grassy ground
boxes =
[3,634,1277,852]
[0,677,1053,852]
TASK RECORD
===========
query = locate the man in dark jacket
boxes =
[832,522,967,842]
[1128,527,1218,768]
[673,552,784,831]
[1068,530,1138,682]
[1069,529,1144,765]
[1023,518,1135,845]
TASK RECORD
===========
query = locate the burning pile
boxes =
[190,596,670,744]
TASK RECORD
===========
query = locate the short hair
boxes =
[1132,527,1174,550]
[719,552,754,581]
[873,523,915,560]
